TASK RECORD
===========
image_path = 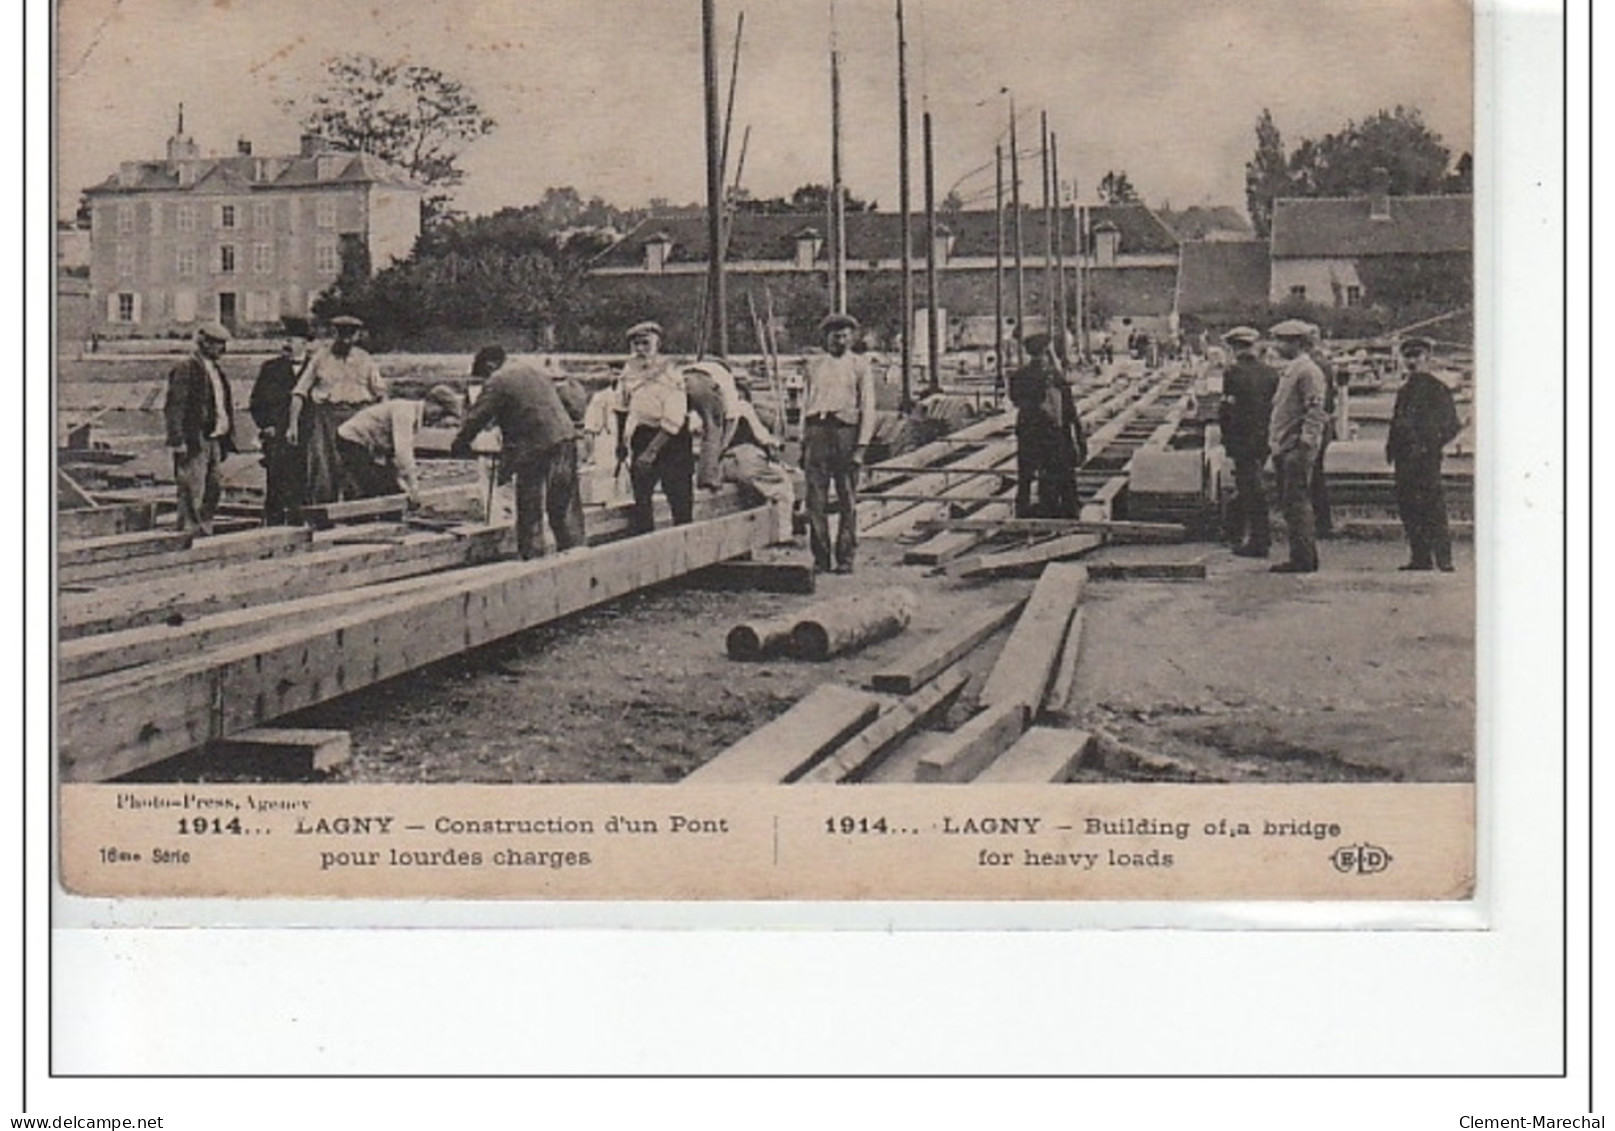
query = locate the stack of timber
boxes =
[57,490,777,782]
[725,587,917,661]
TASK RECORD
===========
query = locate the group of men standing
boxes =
[1217,321,1461,573]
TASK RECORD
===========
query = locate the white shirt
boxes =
[203,357,230,439]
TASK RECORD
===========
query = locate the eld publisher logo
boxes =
[1330,843,1394,875]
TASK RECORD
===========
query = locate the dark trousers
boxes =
[1311,433,1334,535]
[306,403,362,505]
[1043,439,1081,519]
[1275,447,1318,570]
[803,419,859,569]
[1225,455,1271,551]
[628,426,694,535]
[1394,452,1452,568]
[335,436,398,500]
[173,439,223,536]
[1014,424,1047,517]
[512,441,585,559]
[261,435,305,526]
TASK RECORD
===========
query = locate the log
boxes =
[913,701,1029,783]
[682,683,884,784]
[947,533,1105,580]
[977,562,1087,713]
[788,588,917,661]
[796,670,970,783]
[974,727,1092,783]
[726,614,803,661]
[868,600,1024,694]
[58,529,192,568]
[58,525,313,585]
[686,559,816,594]
[59,508,774,781]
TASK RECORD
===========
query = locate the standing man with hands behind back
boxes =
[801,313,876,574]
[164,321,237,536]
[1266,319,1330,574]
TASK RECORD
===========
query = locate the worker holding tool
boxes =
[335,385,463,507]
[801,312,876,574]
[163,321,237,536]
[615,321,695,534]
[1266,319,1331,574]
[452,346,585,559]
[1218,326,1279,558]
[286,315,387,506]
[1386,336,1461,572]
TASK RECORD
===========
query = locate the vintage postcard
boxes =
[53,0,1480,905]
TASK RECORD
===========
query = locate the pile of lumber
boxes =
[687,562,1095,785]
[57,491,777,782]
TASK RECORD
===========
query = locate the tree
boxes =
[285,54,496,223]
[1244,108,1292,238]
[1097,170,1140,205]
[736,183,874,215]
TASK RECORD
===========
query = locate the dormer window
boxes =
[1093,221,1121,266]
[793,227,823,270]
[315,153,343,181]
[644,232,673,273]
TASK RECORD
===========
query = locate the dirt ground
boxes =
[269,531,1473,786]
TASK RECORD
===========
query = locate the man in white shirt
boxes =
[163,322,237,535]
[616,321,694,534]
[286,315,388,504]
[335,385,462,506]
[800,313,876,573]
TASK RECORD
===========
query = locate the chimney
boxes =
[236,138,253,156]
[1369,167,1392,220]
[933,223,954,267]
[1093,220,1121,266]
[793,226,823,270]
[644,231,673,273]
[300,133,331,158]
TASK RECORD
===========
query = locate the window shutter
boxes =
[106,293,119,322]
[131,294,142,323]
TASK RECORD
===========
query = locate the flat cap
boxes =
[424,384,464,417]
[1268,319,1313,340]
[330,315,364,329]
[819,312,860,334]
[1399,335,1436,356]
[196,321,231,343]
[1021,332,1052,355]
[625,320,664,341]
[1222,326,1261,347]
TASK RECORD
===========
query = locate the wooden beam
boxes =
[58,528,192,568]
[913,701,1029,782]
[682,683,884,784]
[58,469,99,509]
[1040,607,1086,716]
[867,599,1023,694]
[789,588,916,660]
[57,502,158,541]
[1087,560,1207,581]
[797,669,969,783]
[974,726,1091,783]
[684,558,815,594]
[977,562,1087,713]
[910,517,1186,542]
[58,526,314,585]
[205,728,352,775]
[60,508,775,781]
[903,499,1014,565]
[946,533,1104,580]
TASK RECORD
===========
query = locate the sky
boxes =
[55,0,1473,222]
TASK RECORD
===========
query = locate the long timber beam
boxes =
[59,507,776,781]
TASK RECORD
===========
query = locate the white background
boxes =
[8,0,1595,1125]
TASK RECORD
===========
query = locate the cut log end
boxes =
[726,625,764,661]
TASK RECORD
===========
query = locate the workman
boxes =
[686,360,796,540]
[163,321,237,536]
[1266,319,1331,573]
[287,315,387,505]
[1008,332,1083,518]
[1306,323,1340,538]
[800,312,877,573]
[1217,325,1280,557]
[1385,336,1462,572]
[615,321,694,534]
[335,385,463,506]
[452,346,586,559]
[248,339,309,525]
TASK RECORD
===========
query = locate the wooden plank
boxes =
[684,559,815,594]
[59,525,314,585]
[57,502,158,541]
[681,683,884,784]
[789,588,916,660]
[1087,560,1207,581]
[58,528,512,640]
[860,440,1019,538]
[977,562,1087,713]
[206,728,352,775]
[1040,608,1087,716]
[868,600,1024,694]
[58,469,99,509]
[911,517,1186,542]
[797,669,970,783]
[914,701,1029,783]
[974,727,1092,783]
[300,482,485,528]
[903,499,1014,565]
[58,528,193,568]
[947,533,1105,580]
[60,508,775,781]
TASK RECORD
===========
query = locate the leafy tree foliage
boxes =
[1096,170,1140,204]
[1244,108,1291,238]
[735,183,875,215]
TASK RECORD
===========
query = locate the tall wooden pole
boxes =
[896,0,913,411]
[923,110,941,394]
[994,143,1005,395]
[1052,132,1067,359]
[830,31,848,315]
[701,0,728,357]
[1041,110,1054,336]
[1076,203,1088,358]
[1009,97,1025,360]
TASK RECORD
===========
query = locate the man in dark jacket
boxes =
[1217,326,1280,557]
[164,322,237,535]
[248,340,308,525]
[1386,336,1462,572]
[1008,333,1068,517]
[451,346,585,559]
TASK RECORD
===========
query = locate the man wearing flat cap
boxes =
[801,312,877,572]
[164,322,238,535]
[249,338,310,525]
[1217,326,1279,557]
[287,314,387,504]
[1009,332,1084,518]
[1386,336,1461,572]
[1266,320,1331,573]
[615,320,695,534]
[336,384,462,508]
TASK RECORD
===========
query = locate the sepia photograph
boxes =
[53,0,1480,902]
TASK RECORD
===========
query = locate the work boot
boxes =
[833,560,854,575]
[1437,561,1456,573]
[1399,561,1434,572]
